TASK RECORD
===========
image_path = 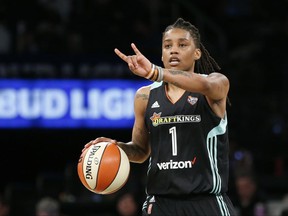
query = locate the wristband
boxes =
[156,66,164,82]
[146,64,156,80]
[146,64,164,82]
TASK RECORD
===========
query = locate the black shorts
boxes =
[142,193,236,216]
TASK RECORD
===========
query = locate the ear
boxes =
[161,56,163,62]
[194,48,201,60]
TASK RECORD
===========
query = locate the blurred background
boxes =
[0,0,288,215]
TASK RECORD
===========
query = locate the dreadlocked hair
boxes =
[163,17,221,75]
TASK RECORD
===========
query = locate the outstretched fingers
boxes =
[131,43,142,56]
[114,43,145,73]
[114,48,128,63]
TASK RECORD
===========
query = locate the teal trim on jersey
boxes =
[150,81,163,90]
[145,157,152,196]
[216,194,231,216]
[147,157,152,176]
[206,113,228,195]
[200,73,208,77]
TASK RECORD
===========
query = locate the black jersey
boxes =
[144,81,230,196]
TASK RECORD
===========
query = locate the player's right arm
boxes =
[84,86,151,163]
[117,85,151,163]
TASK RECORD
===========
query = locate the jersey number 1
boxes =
[169,126,177,156]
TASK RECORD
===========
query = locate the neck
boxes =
[165,82,185,93]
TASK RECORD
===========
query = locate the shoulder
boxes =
[134,83,153,106]
[135,81,162,97]
[204,72,229,118]
[207,72,229,85]
[134,82,164,111]
[135,84,151,98]
[134,84,152,115]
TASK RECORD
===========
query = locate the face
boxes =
[162,28,201,72]
[236,176,256,200]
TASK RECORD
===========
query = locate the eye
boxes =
[179,44,187,48]
[164,44,172,49]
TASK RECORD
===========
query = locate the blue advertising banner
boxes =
[0,79,151,128]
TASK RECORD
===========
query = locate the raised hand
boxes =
[114,43,152,78]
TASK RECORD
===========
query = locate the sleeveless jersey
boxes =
[144,81,230,196]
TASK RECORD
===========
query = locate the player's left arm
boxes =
[114,43,228,103]
[163,70,229,118]
[164,71,229,101]
[114,43,228,117]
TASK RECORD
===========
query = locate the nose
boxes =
[170,45,179,54]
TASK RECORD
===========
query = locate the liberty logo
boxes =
[187,96,198,105]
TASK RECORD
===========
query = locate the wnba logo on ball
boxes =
[94,157,99,165]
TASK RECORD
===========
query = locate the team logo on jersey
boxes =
[157,157,197,170]
[151,101,160,108]
[187,96,198,105]
[150,112,201,127]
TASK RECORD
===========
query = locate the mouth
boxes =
[169,57,180,66]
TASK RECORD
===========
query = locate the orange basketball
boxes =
[77,141,130,195]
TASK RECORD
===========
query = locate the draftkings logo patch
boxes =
[150,112,201,127]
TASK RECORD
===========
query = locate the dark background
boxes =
[0,0,288,215]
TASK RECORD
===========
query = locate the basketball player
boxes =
[84,18,236,215]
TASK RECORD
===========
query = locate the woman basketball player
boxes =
[84,18,236,216]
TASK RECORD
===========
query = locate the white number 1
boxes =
[169,126,177,156]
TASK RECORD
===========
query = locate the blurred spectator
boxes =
[0,195,10,216]
[115,192,139,216]
[16,21,38,53]
[232,148,255,177]
[233,174,267,216]
[0,20,11,53]
[36,197,60,216]
[66,31,83,53]
[59,162,79,203]
[281,194,288,216]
